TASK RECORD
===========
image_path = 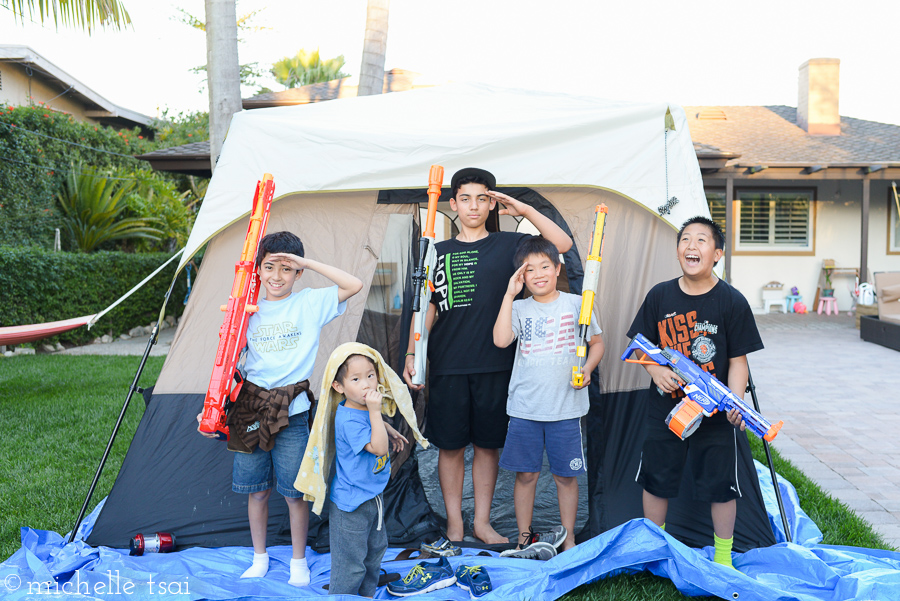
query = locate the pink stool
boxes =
[817,296,838,315]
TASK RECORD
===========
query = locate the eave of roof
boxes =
[0,45,153,128]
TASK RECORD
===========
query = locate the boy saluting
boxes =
[403,168,572,544]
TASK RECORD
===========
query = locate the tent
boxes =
[86,83,775,554]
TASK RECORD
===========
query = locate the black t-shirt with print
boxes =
[428,231,530,375]
[627,277,764,404]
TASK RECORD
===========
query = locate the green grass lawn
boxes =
[1,354,894,600]
[0,354,161,561]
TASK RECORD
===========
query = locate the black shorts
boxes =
[636,392,741,503]
[425,370,511,450]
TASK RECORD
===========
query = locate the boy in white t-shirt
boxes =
[198,231,362,586]
[493,236,604,555]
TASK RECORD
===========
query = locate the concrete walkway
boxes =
[56,310,900,548]
[752,310,900,549]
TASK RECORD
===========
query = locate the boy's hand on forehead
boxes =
[265,252,306,271]
[506,262,527,297]
[487,190,529,217]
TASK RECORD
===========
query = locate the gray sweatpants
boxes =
[328,494,387,596]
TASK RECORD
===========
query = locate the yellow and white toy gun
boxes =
[410,165,444,387]
[572,204,608,387]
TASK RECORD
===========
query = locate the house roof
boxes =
[0,45,153,131]
[686,105,900,167]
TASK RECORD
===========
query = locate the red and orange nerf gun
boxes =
[621,333,784,442]
[410,165,444,387]
[572,204,608,386]
[198,174,275,440]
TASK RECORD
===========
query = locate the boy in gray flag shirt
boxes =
[493,236,605,554]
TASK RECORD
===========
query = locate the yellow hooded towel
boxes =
[294,342,428,515]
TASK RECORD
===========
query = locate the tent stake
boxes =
[68,281,176,544]
[746,367,792,543]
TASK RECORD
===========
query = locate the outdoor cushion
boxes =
[880,284,900,304]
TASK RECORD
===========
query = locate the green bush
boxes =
[0,247,191,345]
[0,103,156,248]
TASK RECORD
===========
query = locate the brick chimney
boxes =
[797,58,840,135]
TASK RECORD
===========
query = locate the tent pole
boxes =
[746,367,792,543]
[68,280,176,543]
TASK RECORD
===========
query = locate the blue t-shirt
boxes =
[244,286,346,415]
[330,402,390,513]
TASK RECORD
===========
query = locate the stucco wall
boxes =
[727,180,900,312]
[1,62,92,121]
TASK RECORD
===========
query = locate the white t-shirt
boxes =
[508,292,601,421]
[244,286,346,415]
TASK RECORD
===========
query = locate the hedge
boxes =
[0,247,191,346]
[0,103,155,249]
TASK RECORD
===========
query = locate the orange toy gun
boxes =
[410,165,444,387]
[622,333,784,442]
[199,174,275,440]
[572,204,608,386]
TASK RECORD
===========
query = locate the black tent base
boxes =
[89,387,775,555]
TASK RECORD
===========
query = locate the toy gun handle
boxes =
[411,165,443,386]
[199,174,275,440]
[572,204,608,386]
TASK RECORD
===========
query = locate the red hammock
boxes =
[0,315,97,346]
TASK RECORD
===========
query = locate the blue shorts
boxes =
[499,417,586,477]
[232,412,309,498]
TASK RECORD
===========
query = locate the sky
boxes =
[2,0,899,126]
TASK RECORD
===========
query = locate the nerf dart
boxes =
[199,174,275,440]
[572,204,608,386]
[410,165,444,387]
[621,333,784,442]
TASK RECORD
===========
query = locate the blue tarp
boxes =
[3,461,900,601]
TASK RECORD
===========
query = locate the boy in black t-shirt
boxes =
[627,216,763,568]
[403,167,572,544]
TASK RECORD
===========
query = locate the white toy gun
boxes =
[572,204,608,386]
[410,165,444,386]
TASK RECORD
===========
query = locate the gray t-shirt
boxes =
[508,292,602,421]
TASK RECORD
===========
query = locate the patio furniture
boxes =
[860,272,900,351]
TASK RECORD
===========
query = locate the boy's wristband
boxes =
[405,351,414,356]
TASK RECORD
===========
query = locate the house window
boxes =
[890,187,900,254]
[733,190,814,252]
[705,190,726,236]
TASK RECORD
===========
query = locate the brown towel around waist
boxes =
[227,379,314,454]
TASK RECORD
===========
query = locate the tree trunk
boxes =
[357,0,390,97]
[205,0,242,174]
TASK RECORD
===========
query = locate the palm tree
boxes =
[357,0,390,96]
[57,168,163,252]
[5,0,130,30]
[205,0,241,174]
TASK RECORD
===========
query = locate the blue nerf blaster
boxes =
[621,333,783,442]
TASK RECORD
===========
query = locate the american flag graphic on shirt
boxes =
[519,312,577,355]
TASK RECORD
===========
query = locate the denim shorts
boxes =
[232,412,309,498]
[499,417,587,477]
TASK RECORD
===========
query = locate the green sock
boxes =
[713,534,734,568]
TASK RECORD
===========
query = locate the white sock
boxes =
[240,552,269,579]
[288,557,310,587]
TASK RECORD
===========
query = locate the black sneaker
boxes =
[498,541,557,560]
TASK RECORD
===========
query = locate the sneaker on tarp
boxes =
[455,565,492,599]
[420,536,461,557]
[499,541,557,560]
[387,557,457,597]
[523,525,567,549]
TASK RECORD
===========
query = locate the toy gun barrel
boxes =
[199,174,275,440]
[411,165,443,387]
[572,205,608,386]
